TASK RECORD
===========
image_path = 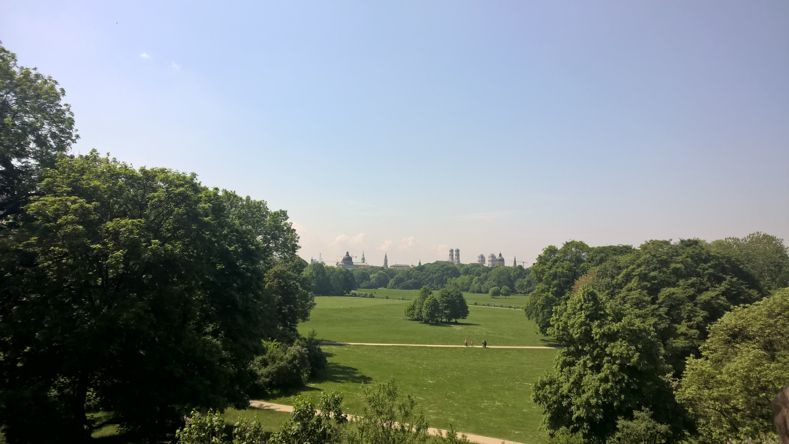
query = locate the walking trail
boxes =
[249,400,524,444]
[321,341,556,349]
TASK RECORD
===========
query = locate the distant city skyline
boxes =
[2,1,788,266]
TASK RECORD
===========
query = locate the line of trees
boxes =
[0,44,322,442]
[302,260,534,296]
[525,235,789,443]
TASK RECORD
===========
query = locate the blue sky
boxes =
[2,1,788,266]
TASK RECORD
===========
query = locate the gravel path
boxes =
[249,400,524,444]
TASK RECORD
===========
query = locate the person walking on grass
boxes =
[482,339,488,349]
[464,337,468,347]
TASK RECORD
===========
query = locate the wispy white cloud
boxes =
[397,236,415,251]
[377,240,393,252]
[329,232,366,248]
[139,52,152,60]
[170,61,181,71]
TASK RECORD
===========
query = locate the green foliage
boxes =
[303,262,356,295]
[436,287,469,322]
[676,288,789,443]
[249,341,310,394]
[175,410,268,444]
[421,295,443,324]
[346,380,429,444]
[176,410,228,444]
[0,153,308,440]
[710,232,789,291]
[607,409,671,444]
[524,241,633,334]
[405,287,431,321]
[0,44,78,219]
[407,287,468,324]
[270,393,347,444]
[533,239,763,442]
[488,286,501,297]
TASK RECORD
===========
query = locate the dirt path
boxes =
[249,400,524,444]
[321,341,556,349]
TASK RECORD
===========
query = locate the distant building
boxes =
[338,251,354,269]
[383,253,388,269]
[484,252,505,267]
[478,254,486,265]
[448,248,461,265]
[389,264,412,270]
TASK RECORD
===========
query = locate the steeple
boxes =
[383,253,388,269]
[361,251,366,264]
[513,256,517,267]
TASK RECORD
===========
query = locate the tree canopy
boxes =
[1,44,78,219]
[0,152,312,441]
[533,239,766,442]
[676,288,789,442]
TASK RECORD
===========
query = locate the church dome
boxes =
[341,251,353,266]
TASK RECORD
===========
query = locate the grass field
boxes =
[361,288,530,309]
[270,345,555,443]
[298,296,551,346]
[283,294,555,442]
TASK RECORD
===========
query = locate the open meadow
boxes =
[266,292,557,443]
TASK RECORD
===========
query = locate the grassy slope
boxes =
[299,296,551,346]
[270,345,555,443]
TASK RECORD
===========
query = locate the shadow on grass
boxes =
[539,338,562,348]
[315,362,372,384]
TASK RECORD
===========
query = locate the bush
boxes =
[500,286,512,296]
[175,410,268,444]
[488,286,501,297]
[608,409,671,444]
[176,410,228,444]
[249,340,310,393]
[346,380,429,444]
[270,393,346,444]
[298,331,327,377]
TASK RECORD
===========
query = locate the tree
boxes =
[488,286,501,297]
[524,242,633,335]
[533,239,764,442]
[0,153,308,441]
[437,287,468,323]
[406,287,431,321]
[421,296,442,324]
[0,44,78,218]
[676,288,789,443]
[710,232,789,291]
[370,271,390,288]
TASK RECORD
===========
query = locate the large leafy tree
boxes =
[0,44,78,219]
[710,232,789,292]
[533,239,764,442]
[524,241,632,334]
[676,288,789,443]
[0,153,310,441]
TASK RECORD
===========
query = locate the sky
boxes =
[2,1,788,266]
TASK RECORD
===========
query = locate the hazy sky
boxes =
[2,1,788,266]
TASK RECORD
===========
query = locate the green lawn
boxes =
[270,345,555,443]
[299,296,550,346]
[285,295,556,442]
[359,287,530,308]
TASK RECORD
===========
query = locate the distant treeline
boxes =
[302,261,533,296]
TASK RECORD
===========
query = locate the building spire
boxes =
[383,253,388,269]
